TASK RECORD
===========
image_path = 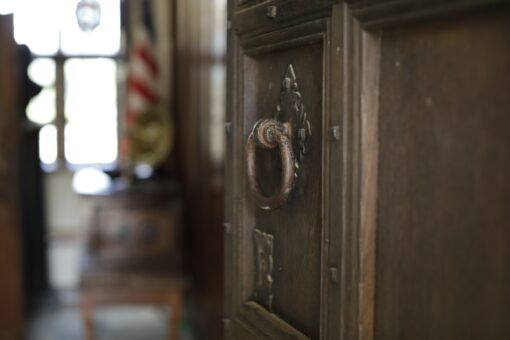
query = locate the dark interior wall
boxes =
[0,14,24,339]
[20,123,48,311]
[173,0,226,338]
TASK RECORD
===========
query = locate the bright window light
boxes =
[27,87,57,125]
[28,58,56,87]
[27,58,57,125]
[39,124,58,164]
[61,0,120,55]
[72,167,111,194]
[12,0,121,167]
[13,0,61,55]
[64,58,118,165]
[0,0,15,15]
[13,0,120,56]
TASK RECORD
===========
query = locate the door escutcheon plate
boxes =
[246,64,312,210]
[254,228,274,311]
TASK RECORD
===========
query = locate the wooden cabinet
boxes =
[80,185,185,340]
[225,1,510,339]
[81,184,183,273]
[85,197,182,271]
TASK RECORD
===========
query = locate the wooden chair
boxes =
[80,187,185,340]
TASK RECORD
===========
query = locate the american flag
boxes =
[120,0,163,167]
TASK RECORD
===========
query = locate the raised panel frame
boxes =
[347,1,510,340]
[225,3,365,339]
[227,1,510,339]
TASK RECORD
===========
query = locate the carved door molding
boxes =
[225,0,510,339]
[225,3,357,339]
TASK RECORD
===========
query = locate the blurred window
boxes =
[64,59,118,165]
[14,0,122,169]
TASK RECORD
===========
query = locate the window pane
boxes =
[27,58,57,125]
[65,122,117,164]
[64,58,117,164]
[27,88,57,125]
[61,0,121,56]
[28,58,56,87]
[13,0,60,55]
[0,0,15,15]
[209,63,226,165]
[39,125,58,164]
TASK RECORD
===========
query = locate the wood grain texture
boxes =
[246,41,324,339]
[237,302,310,339]
[228,9,331,338]
[358,28,380,340]
[227,3,366,339]
[232,1,337,38]
[374,9,510,339]
[228,2,510,340]
[347,0,510,28]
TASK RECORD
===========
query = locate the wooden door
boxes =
[225,2,353,338]
[225,1,510,339]
[351,1,510,339]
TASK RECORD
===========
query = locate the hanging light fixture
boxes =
[76,0,101,32]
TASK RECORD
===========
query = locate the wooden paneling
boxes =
[226,3,354,338]
[374,10,510,339]
[245,42,324,338]
[348,0,509,29]
[232,1,338,38]
[0,14,24,340]
[173,0,226,338]
[226,1,510,339]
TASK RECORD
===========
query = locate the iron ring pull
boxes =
[246,118,296,210]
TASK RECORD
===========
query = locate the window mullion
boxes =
[56,55,66,164]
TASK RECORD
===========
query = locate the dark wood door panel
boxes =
[232,0,337,37]
[227,3,356,338]
[229,1,510,339]
[235,302,310,339]
[243,40,324,338]
[225,6,340,335]
[375,10,510,339]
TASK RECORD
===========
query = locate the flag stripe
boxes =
[130,58,158,95]
[121,0,160,162]
[128,77,159,104]
[134,46,159,76]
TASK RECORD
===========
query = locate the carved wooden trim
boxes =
[321,7,340,339]
[232,1,336,38]
[238,301,311,339]
[357,29,380,340]
[241,18,326,55]
[226,3,372,339]
[228,16,331,338]
[347,0,510,28]
[224,9,244,324]
[234,0,264,12]
[253,228,275,308]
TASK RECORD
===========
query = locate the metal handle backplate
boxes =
[245,64,311,210]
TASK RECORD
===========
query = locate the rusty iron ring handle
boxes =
[246,119,296,210]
